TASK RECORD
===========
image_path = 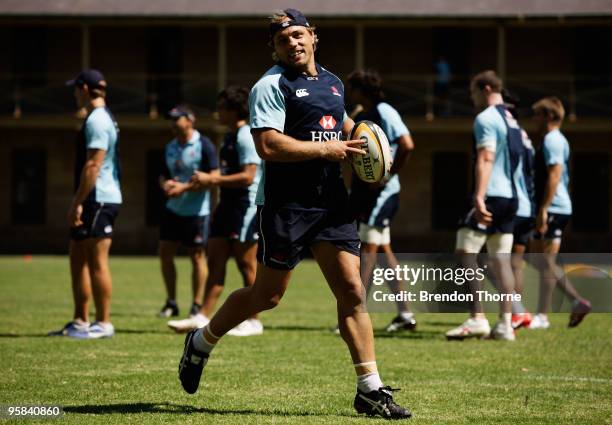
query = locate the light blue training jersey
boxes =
[84,107,122,204]
[473,105,514,199]
[542,129,572,215]
[164,130,218,217]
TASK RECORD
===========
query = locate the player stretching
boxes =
[529,97,591,329]
[446,70,522,341]
[50,69,121,339]
[177,9,411,419]
[168,86,263,336]
[157,106,218,319]
[346,69,416,332]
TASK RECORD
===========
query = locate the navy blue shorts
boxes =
[256,206,361,270]
[513,216,535,246]
[159,208,209,247]
[365,193,400,228]
[209,200,258,243]
[70,202,120,241]
[534,213,571,240]
[459,196,518,234]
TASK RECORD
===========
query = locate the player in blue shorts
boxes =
[50,69,121,339]
[345,69,417,332]
[177,9,411,419]
[168,86,264,337]
[157,105,219,319]
[529,97,591,329]
[446,70,522,341]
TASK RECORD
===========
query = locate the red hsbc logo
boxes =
[319,115,336,130]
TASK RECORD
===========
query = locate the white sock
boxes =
[511,299,526,314]
[399,311,414,320]
[192,326,216,354]
[357,372,384,393]
[502,313,512,329]
[74,318,89,326]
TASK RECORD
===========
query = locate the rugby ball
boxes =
[349,120,392,183]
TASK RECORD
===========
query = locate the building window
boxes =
[147,27,183,115]
[431,152,468,230]
[572,153,609,232]
[146,149,167,226]
[11,149,46,225]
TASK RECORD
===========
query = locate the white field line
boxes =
[531,375,612,384]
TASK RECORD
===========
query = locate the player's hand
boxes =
[321,139,366,161]
[474,197,493,226]
[166,181,187,198]
[160,177,174,192]
[67,203,83,228]
[191,171,212,189]
[536,208,548,235]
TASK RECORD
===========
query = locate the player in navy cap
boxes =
[156,104,219,320]
[49,69,121,339]
[168,86,264,336]
[176,9,412,419]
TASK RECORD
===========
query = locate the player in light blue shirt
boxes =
[168,86,264,336]
[157,105,219,320]
[530,96,590,329]
[51,69,121,339]
[449,70,523,342]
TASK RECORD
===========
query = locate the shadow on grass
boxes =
[373,330,443,340]
[263,325,334,332]
[0,333,49,338]
[63,402,355,418]
[423,320,465,327]
[115,328,172,335]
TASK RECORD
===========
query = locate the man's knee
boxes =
[337,279,365,310]
[250,286,284,311]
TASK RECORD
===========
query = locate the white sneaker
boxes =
[72,322,114,339]
[227,319,264,337]
[490,321,516,341]
[528,314,550,330]
[48,320,89,337]
[247,319,264,335]
[446,318,491,340]
[167,313,210,333]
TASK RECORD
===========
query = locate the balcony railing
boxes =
[1,73,611,119]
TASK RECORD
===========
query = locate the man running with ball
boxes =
[177,9,412,420]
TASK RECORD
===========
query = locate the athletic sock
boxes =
[357,372,384,393]
[193,325,216,354]
[399,311,414,321]
[73,318,89,327]
[502,312,512,329]
[511,299,526,314]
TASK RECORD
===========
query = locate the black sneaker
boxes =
[178,329,209,394]
[385,315,417,332]
[189,302,202,317]
[354,386,412,419]
[158,300,179,318]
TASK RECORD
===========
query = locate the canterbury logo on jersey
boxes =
[296,89,309,97]
[331,86,342,97]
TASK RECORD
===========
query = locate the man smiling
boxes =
[177,9,412,420]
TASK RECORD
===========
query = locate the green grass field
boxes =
[0,256,611,424]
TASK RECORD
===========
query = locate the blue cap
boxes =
[269,8,310,39]
[66,69,106,88]
[166,105,196,121]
